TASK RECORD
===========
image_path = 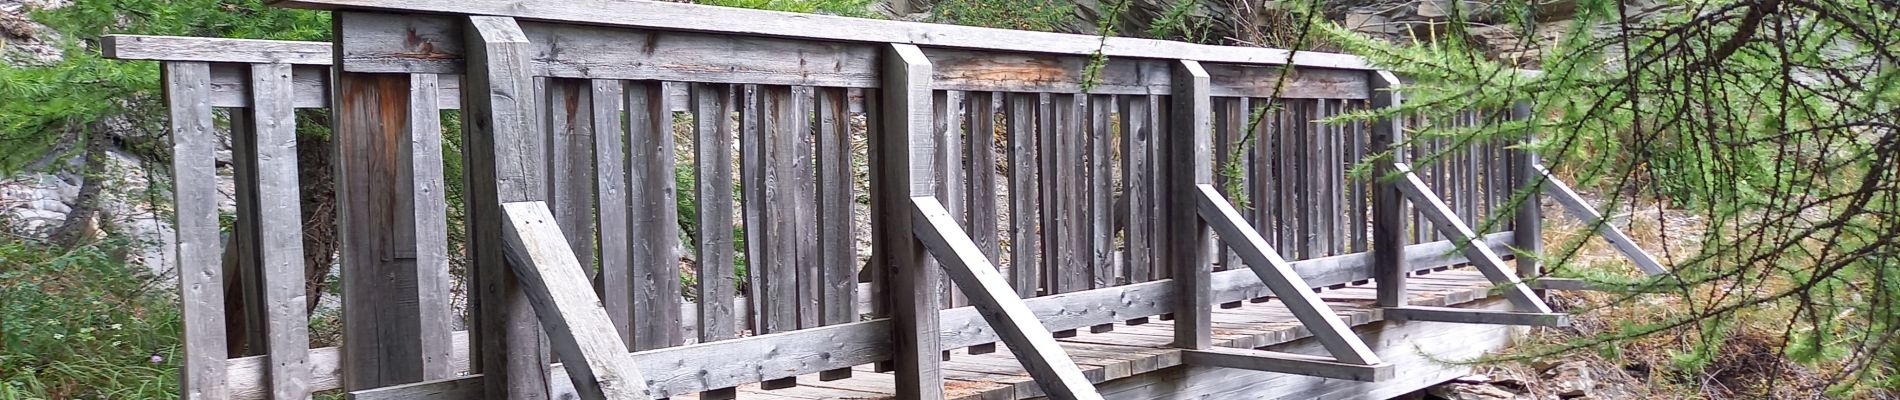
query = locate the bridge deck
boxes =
[690,269,1499,400]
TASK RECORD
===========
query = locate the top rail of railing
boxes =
[268,0,1376,70]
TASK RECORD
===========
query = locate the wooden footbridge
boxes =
[102,1,1667,398]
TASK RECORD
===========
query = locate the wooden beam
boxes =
[103,34,331,65]
[1368,70,1407,309]
[879,42,945,399]
[1165,59,1213,350]
[461,15,552,399]
[1533,164,1670,275]
[1509,101,1544,285]
[272,0,1377,70]
[1385,306,1570,327]
[1192,185,1382,366]
[912,197,1104,400]
[165,60,230,400]
[1391,162,1552,313]
[244,62,314,399]
[331,12,449,386]
[1181,347,1395,382]
[498,201,653,400]
[624,81,685,351]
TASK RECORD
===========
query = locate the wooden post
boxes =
[332,12,454,388]
[1368,71,1408,308]
[462,15,552,399]
[879,43,944,399]
[1166,59,1212,350]
[244,62,314,398]
[1510,101,1543,286]
[166,60,229,400]
[624,81,685,351]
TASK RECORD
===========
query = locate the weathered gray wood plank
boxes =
[750,85,800,337]
[280,0,1379,70]
[624,80,685,351]
[935,90,967,309]
[1166,59,1213,350]
[1180,347,1393,382]
[462,15,552,399]
[333,12,880,86]
[691,82,740,342]
[1385,305,1569,327]
[335,67,439,389]
[546,79,598,282]
[1003,93,1042,299]
[880,43,946,399]
[1368,71,1408,309]
[791,87,821,334]
[1086,94,1113,294]
[1119,95,1156,289]
[407,73,458,382]
[1049,94,1086,297]
[166,61,229,400]
[912,197,1105,400]
[243,62,313,399]
[692,82,741,398]
[964,91,1002,353]
[814,87,859,380]
[498,201,654,399]
[589,79,633,347]
[105,34,331,65]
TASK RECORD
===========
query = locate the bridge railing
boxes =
[103,0,1557,397]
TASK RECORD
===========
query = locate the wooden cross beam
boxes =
[499,201,653,400]
[912,197,1105,400]
[1182,347,1395,382]
[1532,164,1671,275]
[1191,184,1384,367]
[1384,305,1569,327]
[1390,162,1553,313]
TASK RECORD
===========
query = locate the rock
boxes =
[1541,361,1595,398]
[1427,382,1521,400]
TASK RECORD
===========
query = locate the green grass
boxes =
[0,237,181,399]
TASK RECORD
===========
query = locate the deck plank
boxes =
[714,269,1501,400]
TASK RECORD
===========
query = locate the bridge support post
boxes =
[1164,59,1213,350]
[462,15,553,399]
[877,42,945,399]
[332,10,456,390]
[1510,101,1544,295]
[1368,71,1409,308]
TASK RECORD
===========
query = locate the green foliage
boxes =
[930,0,1073,32]
[697,0,880,18]
[0,0,329,173]
[1144,0,1212,43]
[0,237,180,399]
[1321,0,1900,394]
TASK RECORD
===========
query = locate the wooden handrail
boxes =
[269,0,1375,70]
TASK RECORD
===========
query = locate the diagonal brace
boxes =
[1192,184,1384,366]
[1532,164,1670,275]
[499,201,652,400]
[912,197,1104,400]
[1391,163,1552,313]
